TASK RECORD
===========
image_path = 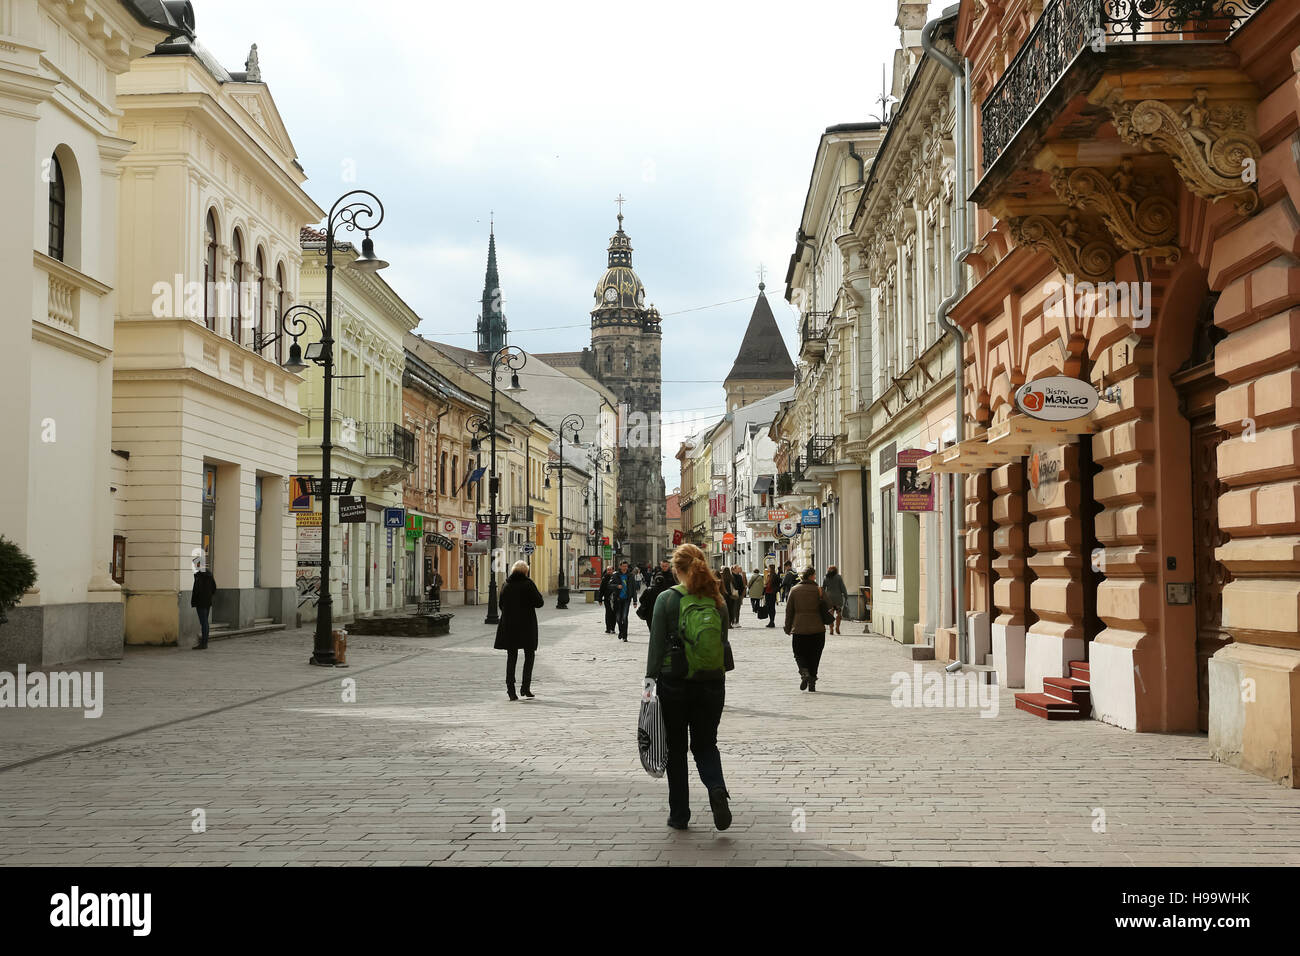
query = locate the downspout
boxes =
[922,13,973,669]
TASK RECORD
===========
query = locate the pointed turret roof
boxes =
[477,221,507,352]
[725,284,796,382]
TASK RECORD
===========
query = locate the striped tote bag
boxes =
[638,679,668,778]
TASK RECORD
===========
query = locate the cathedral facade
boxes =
[581,213,667,566]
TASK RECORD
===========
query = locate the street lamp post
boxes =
[545,413,583,609]
[471,346,527,625]
[273,189,388,667]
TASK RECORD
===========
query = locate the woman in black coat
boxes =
[494,561,545,700]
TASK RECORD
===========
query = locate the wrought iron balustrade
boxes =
[363,422,416,466]
[981,0,1269,171]
[806,434,835,467]
[800,311,831,347]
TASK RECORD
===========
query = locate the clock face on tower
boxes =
[604,287,618,303]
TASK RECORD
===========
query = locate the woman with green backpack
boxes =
[645,543,734,832]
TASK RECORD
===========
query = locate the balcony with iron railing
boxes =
[979,0,1268,178]
[805,434,835,468]
[799,311,832,364]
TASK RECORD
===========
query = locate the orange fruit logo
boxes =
[1022,390,1044,411]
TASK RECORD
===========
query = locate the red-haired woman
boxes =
[645,544,733,831]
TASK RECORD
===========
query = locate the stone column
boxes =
[991,462,1032,688]
[1024,443,1087,693]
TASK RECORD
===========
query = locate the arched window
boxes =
[230,230,244,342]
[275,262,287,365]
[203,211,218,330]
[254,248,266,354]
[47,154,65,262]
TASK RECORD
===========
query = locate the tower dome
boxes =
[592,212,648,313]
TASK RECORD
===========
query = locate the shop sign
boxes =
[879,442,897,474]
[801,508,821,527]
[289,475,313,513]
[897,449,935,512]
[778,517,800,537]
[338,495,366,523]
[722,532,735,550]
[1027,443,1065,505]
[439,518,460,537]
[425,533,455,551]
[767,509,790,522]
[1015,376,1098,422]
[384,508,405,529]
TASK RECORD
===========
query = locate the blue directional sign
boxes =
[801,508,822,527]
[384,507,406,529]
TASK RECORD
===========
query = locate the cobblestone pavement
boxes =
[1,599,1298,866]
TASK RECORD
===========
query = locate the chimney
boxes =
[896,1,930,69]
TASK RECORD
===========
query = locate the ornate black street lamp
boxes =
[589,446,613,552]
[471,346,527,624]
[272,189,387,667]
[544,413,584,609]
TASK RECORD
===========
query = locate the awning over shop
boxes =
[918,413,1099,473]
[753,476,774,495]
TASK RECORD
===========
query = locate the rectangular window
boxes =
[111,535,126,585]
[881,486,896,578]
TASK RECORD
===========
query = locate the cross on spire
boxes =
[756,263,767,291]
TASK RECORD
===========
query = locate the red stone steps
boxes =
[1014,660,1092,720]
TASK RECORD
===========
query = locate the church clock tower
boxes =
[589,206,666,566]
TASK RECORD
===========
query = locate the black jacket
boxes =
[638,569,673,620]
[191,571,216,609]
[494,572,545,651]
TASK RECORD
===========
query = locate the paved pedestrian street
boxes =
[1,601,1298,867]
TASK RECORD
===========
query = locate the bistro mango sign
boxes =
[1014,376,1097,422]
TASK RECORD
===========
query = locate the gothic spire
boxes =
[477,222,507,353]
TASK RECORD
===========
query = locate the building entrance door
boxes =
[1174,357,1231,732]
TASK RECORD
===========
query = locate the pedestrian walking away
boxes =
[599,567,617,634]
[638,557,674,631]
[190,560,216,649]
[822,565,849,635]
[762,565,778,627]
[785,567,830,691]
[645,543,734,832]
[494,561,545,700]
[779,562,798,603]
[747,568,764,615]
[614,559,640,641]
[729,566,746,627]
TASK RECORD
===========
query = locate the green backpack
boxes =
[663,585,728,680]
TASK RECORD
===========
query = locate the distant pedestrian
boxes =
[614,559,640,642]
[599,567,617,633]
[747,568,764,615]
[638,557,674,631]
[727,565,745,627]
[645,543,734,832]
[784,567,830,691]
[428,566,443,606]
[494,561,545,701]
[822,565,848,635]
[191,560,216,650]
[762,566,778,627]
[779,562,798,603]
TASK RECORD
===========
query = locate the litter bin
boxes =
[586,590,595,604]
[332,628,349,666]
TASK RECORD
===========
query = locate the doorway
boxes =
[1173,317,1231,733]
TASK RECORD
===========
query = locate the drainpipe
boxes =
[922,13,973,669]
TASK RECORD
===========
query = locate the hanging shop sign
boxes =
[338,495,367,523]
[425,533,455,551]
[767,509,790,522]
[722,532,735,550]
[289,475,313,513]
[405,514,424,540]
[1027,443,1066,506]
[800,508,822,527]
[896,449,935,512]
[778,517,800,537]
[879,442,897,475]
[1015,376,1098,422]
[384,508,406,529]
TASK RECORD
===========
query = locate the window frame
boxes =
[47,153,66,262]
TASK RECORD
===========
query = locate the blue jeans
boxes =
[617,597,633,638]
[195,606,210,645]
[657,678,726,823]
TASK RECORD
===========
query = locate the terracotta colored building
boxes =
[924,0,1300,786]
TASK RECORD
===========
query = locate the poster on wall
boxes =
[289,475,313,513]
[896,448,935,512]
[576,555,602,591]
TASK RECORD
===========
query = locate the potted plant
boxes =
[0,536,37,626]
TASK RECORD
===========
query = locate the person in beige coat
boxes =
[783,567,830,691]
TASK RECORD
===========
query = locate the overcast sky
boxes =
[195,0,952,486]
